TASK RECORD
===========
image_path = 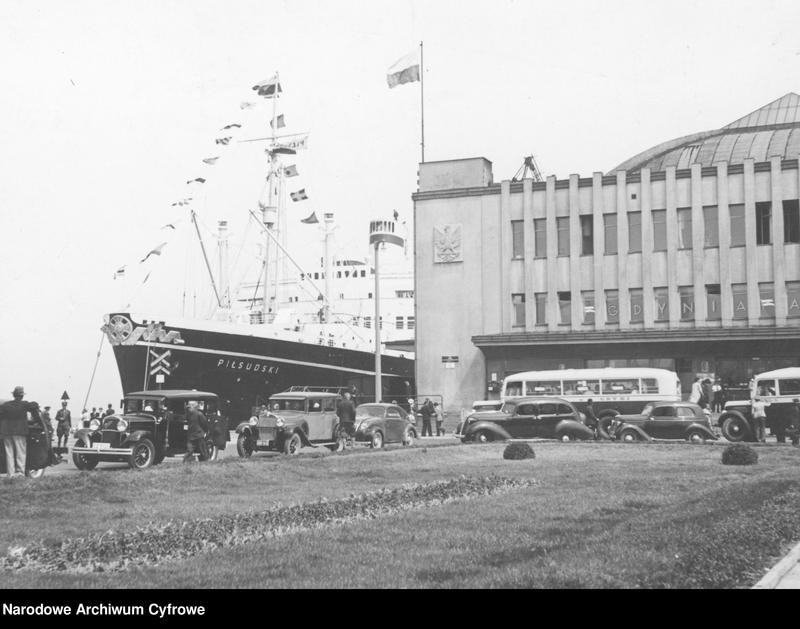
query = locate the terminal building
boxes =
[413,93,800,411]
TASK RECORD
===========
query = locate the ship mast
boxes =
[261,71,280,322]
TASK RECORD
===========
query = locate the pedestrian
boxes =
[336,391,356,442]
[689,377,703,404]
[55,401,73,449]
[0,386,38,478]
[751,397,770,443]
[584,398,598,430]
[420,398,433,437]
[80,407,89,428]
[434,402,444,436]
[90,407,98,421]
[103,403,115,417]
[788,399,800,447]
[41,405,54,445]
[183,400,209,463]
[712,380,723,412]
[701,379,713,409]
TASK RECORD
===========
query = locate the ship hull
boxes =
[104,313,415,426]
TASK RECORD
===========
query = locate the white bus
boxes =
[500,368,681,419]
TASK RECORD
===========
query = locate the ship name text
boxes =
[217,358,280,374]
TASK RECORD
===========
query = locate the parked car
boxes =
[459,396,594,442]
[456,400,504,434]
[236,390,345,457]
[0,400,64,478]
[71,390,229,470]
[608,401,717,443]
[353,403,417,448]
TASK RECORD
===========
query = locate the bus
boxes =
[500,367,681,420]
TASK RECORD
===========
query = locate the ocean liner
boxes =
[101,74,415,423]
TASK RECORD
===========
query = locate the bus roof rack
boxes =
[282,386,350,394]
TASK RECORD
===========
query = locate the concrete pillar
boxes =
[771,156,787,326]
[743,159,760,326]
[691,164,707,324]
[592,173,606,329]
[500,180,512,332]
[569,174,583,330]
[545,176,559,329]
[641,168,655,326]
[717,162,734,325]
[522,178,536,330]
[616,171,630,330]
[665,167,680,325]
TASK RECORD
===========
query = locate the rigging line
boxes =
[82,331,106,414]
[249,256,266,311]
[247,209,367,344]
[191,210,223,308]
[238,130,311,144]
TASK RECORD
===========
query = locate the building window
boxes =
[630,288,643,323]
[407,316,415,330]
[605,290,619,324]
[361,270,366,277]
[677,208,692,249]
[759,282,775,319]
[703,206,719,247]
[652,210,667,251]
[512,294,525,327]
[756,202,772,245]
[729,204,745,246]
[395,290,414,298]
[679,286,694,321]
[534,219,547,258]
[557,217,570,256]
[368,292,373,299]
[364,316,372,329]
[535,293,547,325]
[395,316,404,330]
[785,200,800,243]
[788,281,800,318]
[603,214,617,254]
[580,215,593,255]
[732,284,748,320]
[628,212,642,253]
[654,287,669,322]
[582,291,595,324]
[706,284,721,321]
[511,220,524,259]
[558,291,571,325]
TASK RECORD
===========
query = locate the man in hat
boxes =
[103,403,115,418]
[55,400,72,449]
[0,386,38,478]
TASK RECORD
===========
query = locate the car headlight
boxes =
[89,419,101,430]
[117,419,128,432]
[275,416,285,428]
[249,416,258,426]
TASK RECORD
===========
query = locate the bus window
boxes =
[526,381,561,395]
[755,380,776,396]
[641,378,659,394]
[505,381,523,397]
[778,379,800,396]
[601,379,640,395]
[563,380,599,395]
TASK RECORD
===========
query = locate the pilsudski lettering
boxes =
[216,358,279,375]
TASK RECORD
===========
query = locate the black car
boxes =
[354,403,417,448]
[609,402,717,443]
[71,390,229,470]
[459,397,594,442]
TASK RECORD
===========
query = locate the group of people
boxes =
[689,377,728,412]
[407,398,444,437]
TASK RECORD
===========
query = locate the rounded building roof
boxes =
[611,93,800,173]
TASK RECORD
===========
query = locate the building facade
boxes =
[413,94,800,412]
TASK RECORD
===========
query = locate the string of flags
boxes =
[252,75,281,98]
[171,198,192,206]
[301,212,319,224]
[269,114,285,129]
[140,242,168,263]
[290,189,308,202]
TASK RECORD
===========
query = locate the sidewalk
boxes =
[753,540,800,589]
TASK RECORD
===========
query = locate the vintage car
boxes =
[0,400,65,478]
[236,390,346,456]
[608,401,717,443]
[71,390,229,470]
[459,396,594,442]
[353,403,417,448]
[717,368,800,443]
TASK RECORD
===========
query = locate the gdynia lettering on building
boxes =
[2,603,205,617]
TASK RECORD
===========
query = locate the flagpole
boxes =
[420,40,425,163]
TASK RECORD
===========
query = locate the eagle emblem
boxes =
[103,314,133,345]
[433,224,462,263]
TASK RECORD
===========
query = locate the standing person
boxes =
[103,403,115,417]
[788,399,800,447]
[420,398,433,437]
[0,386,37,478]
[336,391,356,442]
[751,397,770,443]
[41,406,54,445]
[90,407,98,421]
[183,401,209,463]
[584,399,598,430]
[80,408,89,428]
[55,401,73,449]
[712,380,723,413]
[689,377,703,404]
[434,402,444,436]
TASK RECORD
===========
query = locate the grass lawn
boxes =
[2,441,800,588]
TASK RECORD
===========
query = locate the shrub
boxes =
[503,442,536,460]
[721,443,758,466]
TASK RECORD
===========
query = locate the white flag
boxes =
[387,50,420,88]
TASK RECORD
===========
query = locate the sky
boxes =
[1,0,799,410]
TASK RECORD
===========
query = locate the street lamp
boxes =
[369,219,405,403]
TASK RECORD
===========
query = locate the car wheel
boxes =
[128,439,155,470]
[237,432,254,458]
[72,440,98,471]
[402,429,416,447]
[686,429,706,444]
[559,432,576,442]
[597,416,616,440]
[26,467,46,479]
[619,429,640,443]
[283,433,302,455]
[370,431,384,449]
[721,416,748,442]
[473,430,492,443]
[202,439,219,462]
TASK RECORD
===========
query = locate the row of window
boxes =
[355,316,416,330]
[302,269,371,281]
[511,281,800,326]
[511,200,800,258]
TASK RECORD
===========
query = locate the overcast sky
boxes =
[1,0,799,410]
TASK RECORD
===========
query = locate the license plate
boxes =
[93,443,111,450]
